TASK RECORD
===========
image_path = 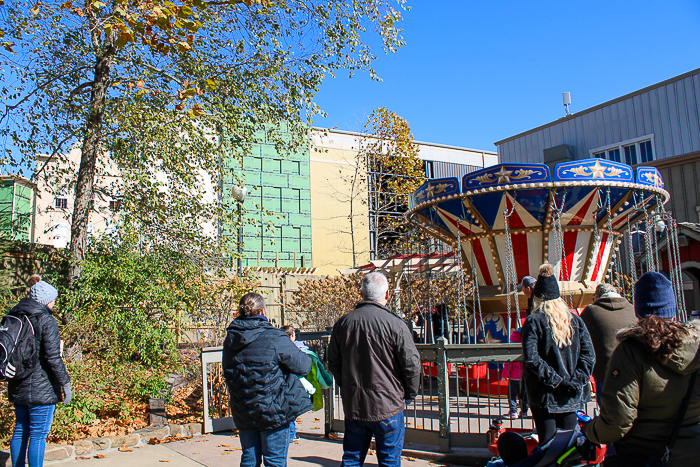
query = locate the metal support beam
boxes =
[436,337,451,453]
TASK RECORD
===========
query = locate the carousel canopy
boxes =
[407,158,668,288]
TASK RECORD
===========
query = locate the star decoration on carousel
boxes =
[590,160,606,179]
[424,185,435,198]
[495,166,514,183]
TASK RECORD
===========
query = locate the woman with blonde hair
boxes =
[521,263,595,445]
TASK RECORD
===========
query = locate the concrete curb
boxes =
[402,448,494,467]
[38,422,203,465]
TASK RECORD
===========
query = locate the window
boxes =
[590,135,654,165]
[608,148,621,163]
[640,140,653,163]
[52,223,67,249]
[54,196,67,209]
[624,144,638,165]
[109,198,123,211]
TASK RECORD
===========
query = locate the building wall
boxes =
[309,131,370,276]
[496,68,700,165]
[230,129,312,269]
[309,129,497,275]
[33,146,118,248]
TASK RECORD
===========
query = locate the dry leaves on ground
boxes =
[217,444,231,447]
[118,445,133,452]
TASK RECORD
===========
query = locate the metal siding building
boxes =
[495,67,700,224]
[496,68,700,165]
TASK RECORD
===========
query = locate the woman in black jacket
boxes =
[521,264,595,446]
[222,293,312,467]
[9,275,71,467]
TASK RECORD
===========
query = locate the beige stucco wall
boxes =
[310,130,370,276]
[33,145,120,248]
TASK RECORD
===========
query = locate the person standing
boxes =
[583,272,700,467]
[521,263,595,446]
[502,328,528,419]
[518,276,536,317]
[222,293,312,467]
[9,275,71,467]
[328,272,421,467]
[579,283,637,406]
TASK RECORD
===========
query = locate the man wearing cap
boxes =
[579,283,637,406]
[518,276,536,317]
[583,272,700,467]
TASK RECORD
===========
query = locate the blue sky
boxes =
[313,0,700,153]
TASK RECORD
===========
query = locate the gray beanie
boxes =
[29,280,58,306]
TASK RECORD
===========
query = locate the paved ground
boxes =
[47,411,492,467]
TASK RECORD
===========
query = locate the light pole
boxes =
[231,185,247,276]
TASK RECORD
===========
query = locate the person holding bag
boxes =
[8,275,71,467]
[583,272,700,466]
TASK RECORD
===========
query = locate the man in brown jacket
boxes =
[580,283,637,406]
[328,272,421,467]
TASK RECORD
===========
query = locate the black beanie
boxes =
[497,431,529,466]
[533,263,560,300]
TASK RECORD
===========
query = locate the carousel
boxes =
[406,158,686,397]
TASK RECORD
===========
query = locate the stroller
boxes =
[485,411,605,467]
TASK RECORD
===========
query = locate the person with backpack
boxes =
[7,275,71,467]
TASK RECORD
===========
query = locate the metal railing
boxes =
[202,336,597,452]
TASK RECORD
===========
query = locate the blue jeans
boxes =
[289,421,297,442]
[508,379,528,413]
[341,411,404,467]
[239,423,291,467]
[11,403,56,467]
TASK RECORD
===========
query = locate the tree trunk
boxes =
[69,48,112,284]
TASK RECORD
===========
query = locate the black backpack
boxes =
[0,314,39,381]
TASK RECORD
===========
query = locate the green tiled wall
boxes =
[0,181,34,241]
[223,130,312,268]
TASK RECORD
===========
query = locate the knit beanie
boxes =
[28,275,58,306]
[634,271,676,319]
[533,263,560,301]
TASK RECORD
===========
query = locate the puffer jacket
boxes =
[8,297,70,405]
[521,311,595,413]
[579,295,637,382]
[582,321,700,466]
[222,316,313,432]
[328,301,421,422]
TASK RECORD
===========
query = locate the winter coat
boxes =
[7,297,70,406]
[503,330,523,380]
[580,295,637,382]
[328,301,421,422]
[521,311,595,413]
[582,321,700,466]
[222,316,313,432]
[302,349,333,412]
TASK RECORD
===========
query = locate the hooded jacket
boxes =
[222,316,313,431]
[8,297,70,405]
[521,311,595,413]
[580,295,638,382]
[328,301,421,422]
[582,321,700,465]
